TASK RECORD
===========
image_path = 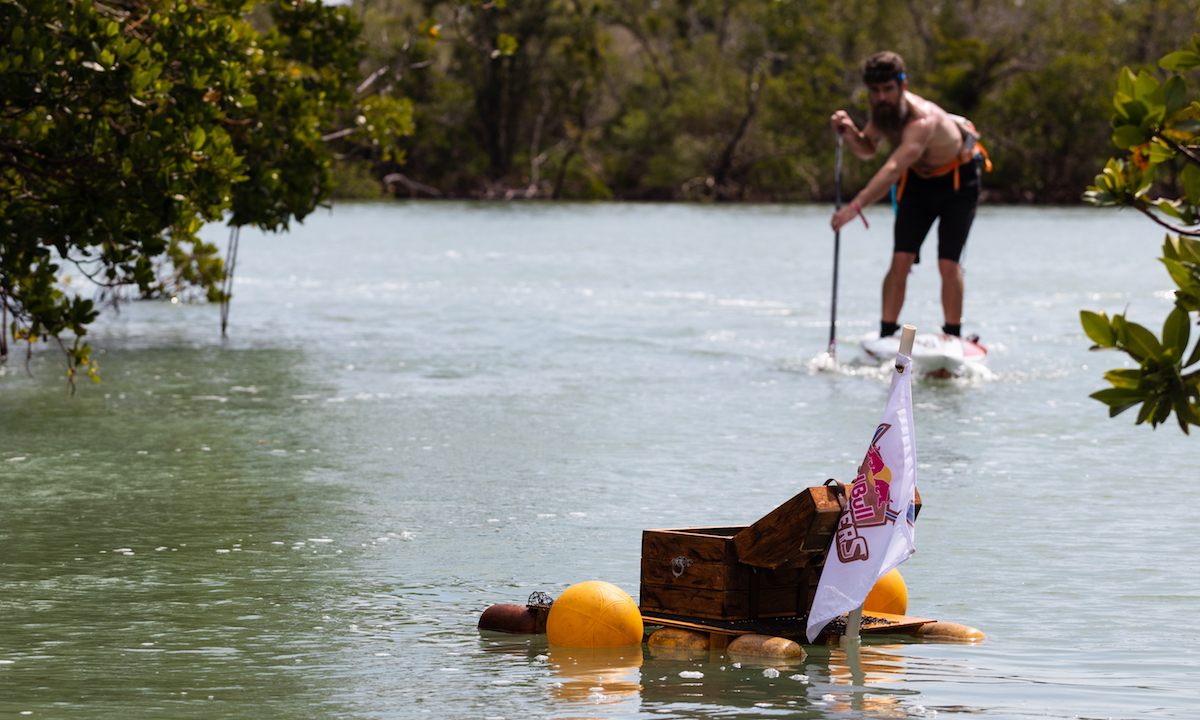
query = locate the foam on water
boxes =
[790,351,893,380]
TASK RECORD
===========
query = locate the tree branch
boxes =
[712,64,763,192]
[1156,132,1200,167]
[1134,202,1200,237]
[321,127,357,141]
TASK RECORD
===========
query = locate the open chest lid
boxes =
[732,483,922,570]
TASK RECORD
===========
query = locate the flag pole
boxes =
[843,605,862,643]
[897,325,916,372]
[828,130,844,357]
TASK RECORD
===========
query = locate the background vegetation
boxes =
[1,0,411,383]
[342,0,1199,202]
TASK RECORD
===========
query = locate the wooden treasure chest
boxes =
[639,483,921,622]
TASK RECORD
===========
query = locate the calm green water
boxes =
[1,202,1197,719]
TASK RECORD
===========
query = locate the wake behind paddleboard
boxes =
[860,332,988,378]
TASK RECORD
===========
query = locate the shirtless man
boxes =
[830,51,985,338]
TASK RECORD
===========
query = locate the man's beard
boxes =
[871,98,908,134]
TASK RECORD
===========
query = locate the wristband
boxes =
[850,201,870,229]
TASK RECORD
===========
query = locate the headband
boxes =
[863,70,906,84]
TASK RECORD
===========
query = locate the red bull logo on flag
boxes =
[807,353,919,642]
[835,423,913,563]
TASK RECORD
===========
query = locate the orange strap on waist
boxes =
[895,142,991,202]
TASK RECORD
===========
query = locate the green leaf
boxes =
[1164,76,1186,119]
[1125,321,1163,361]
[496,33,518,56]
[1186,334,1200,368]
[1111,313,1129,346]
[1172,119,1200,134]
[1113,91,1133,116]
[1081,310,1116,347]
[1162,306,1190,359]
[1113,125,1147,149]
[1135,397,1156,424]
[1117,67,1136,98]
[1134,162,1156,197]
[1163,235,1181,262]
[1183,164,1200,206]
[1147,142,1175,164]
[1103,368,1141,388]
[1082,188,1116,206]
[1174,403,1193,434]
[1153,396,1173,425]
[1161,258,1200,306]
[190,127,206,150]
[12,26,23,45]
[1091,387,1144,416]
[1172,386,1198,420]
[1179,237,1200,264]
[1134,71,1162,104]
[1154,198,1184,219]
[1160,50,1200,71]
[1121,100,1148,125]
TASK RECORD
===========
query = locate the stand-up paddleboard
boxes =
[860,332,988,378]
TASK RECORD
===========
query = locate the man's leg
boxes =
[938,258,963,328]
[882,251,917,328]
[936,160,979,336]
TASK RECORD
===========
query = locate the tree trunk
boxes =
[711,68,762,195]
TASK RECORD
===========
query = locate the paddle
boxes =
[828,130,844,358]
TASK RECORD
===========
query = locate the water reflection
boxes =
[547,646,643,704]
[820,645,915,716]
[828,645,907,686]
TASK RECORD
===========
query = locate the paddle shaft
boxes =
[828,132,843,356]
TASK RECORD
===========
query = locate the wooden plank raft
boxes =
[639,483,927,640]
[641,609,935,642]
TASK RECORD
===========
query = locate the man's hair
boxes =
[862,52,906,85]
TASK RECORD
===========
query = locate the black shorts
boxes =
[894,158,980,264]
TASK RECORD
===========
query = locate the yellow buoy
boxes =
[546,581,644,648]
[863,568,908,616]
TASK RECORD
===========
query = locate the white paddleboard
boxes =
[860,332,988,378]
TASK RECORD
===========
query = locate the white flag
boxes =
[806,352,918,642]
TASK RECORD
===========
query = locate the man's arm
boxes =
[831,117,934,231]
[830,111,878,160]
